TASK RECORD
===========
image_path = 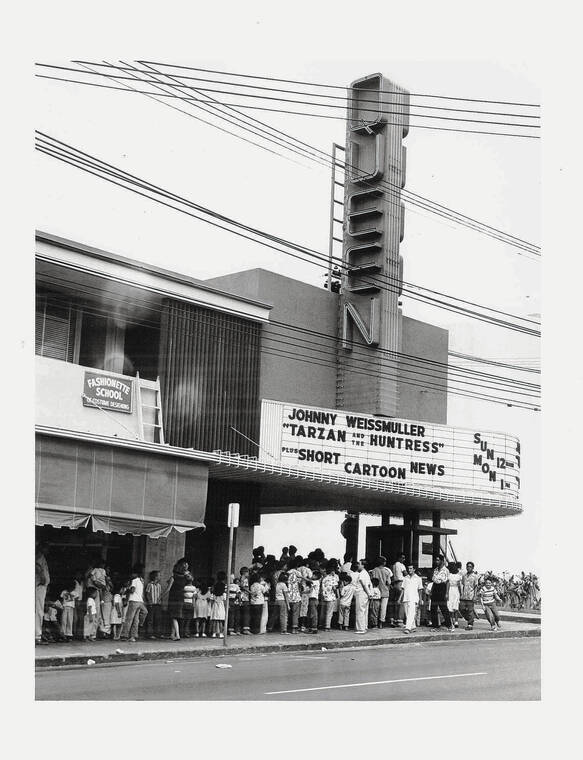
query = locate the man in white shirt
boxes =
[354,559,373,633]
[120,564,148,642]
[390,553,407,626]
[402,565,423,633]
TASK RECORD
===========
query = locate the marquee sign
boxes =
[259,399,520,500]
[82,371,133,414]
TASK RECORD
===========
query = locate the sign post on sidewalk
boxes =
[223,502,239,648]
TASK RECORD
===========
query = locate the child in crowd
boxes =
[210,581,226,638]
[60,581,77,641]
[338,572,354,630]
[280,546,289,564]
[298,558,312,632]
[83,588,98,641]
[182,576,198,637]
[72,570,85,639]
[110,583,124,640]
[193,581,210,637]
[368,577,382,629]
[43,600,62,642]
[307,570,321,634]
[259,572,270,634]
[145,570,163,640]
[99,578,113,638]
[227,574,241,635]
[274,571,291,634]
[480,577,503,631]
[238,567,251,635]
[249,572,266,634]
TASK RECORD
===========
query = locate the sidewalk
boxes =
[35,617,541,669]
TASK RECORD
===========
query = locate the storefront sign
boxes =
[82,371,133,414]
[259,399,520,500]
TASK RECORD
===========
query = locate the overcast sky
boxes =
[33,6,542,575]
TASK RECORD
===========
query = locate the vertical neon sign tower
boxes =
[337,73,409,416]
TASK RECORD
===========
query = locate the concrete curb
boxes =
[36,627,540,670]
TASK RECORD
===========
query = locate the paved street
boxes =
[36,635,540,700]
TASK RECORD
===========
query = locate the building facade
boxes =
[36,230,521,597]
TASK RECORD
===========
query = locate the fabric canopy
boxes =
[35,435,208,537]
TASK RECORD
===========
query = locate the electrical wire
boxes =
[36,64,540,130]
[35,132,540,336]
[90,59,541,257]
[36,73,541,140]
[137,61,541,109]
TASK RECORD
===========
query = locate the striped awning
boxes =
[35,434,208,537]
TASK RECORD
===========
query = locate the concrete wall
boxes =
[36,356,144,439]
[206,270,338,409]
[398,316,448,424]
[208,270,449,426]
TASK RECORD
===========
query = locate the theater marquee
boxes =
[259,399,520,501]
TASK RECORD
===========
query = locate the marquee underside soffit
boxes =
[207,452,522,520]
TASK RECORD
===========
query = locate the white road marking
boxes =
[265,671,487,695]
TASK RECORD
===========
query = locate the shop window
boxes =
[123,322,161,381]
[35,295,75,362]
[78,311,108,371]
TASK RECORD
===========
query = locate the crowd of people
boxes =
[35,541,516,645]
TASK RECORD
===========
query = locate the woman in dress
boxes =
[447,562,462,628]
[165,558,192,641]
[354,559,373,633]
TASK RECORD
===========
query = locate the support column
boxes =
[341,513,359,563]
[432,511,441,566]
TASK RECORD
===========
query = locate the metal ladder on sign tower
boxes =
[135,372,165,444]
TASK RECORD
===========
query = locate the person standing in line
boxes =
[274,571,291,634]
[369,556,393,628]
[249,572,265,634]
[83,588,98,641]
[459,562,479,630]
[286,559,302,633]
[368,578,382,629]
[238,567,251,635]
[35,543,50,645]
[307,570,322,634]
[120,564,148,642]
[99,576,113,639]
[479,577,503,631]
[279,547,290,564]
[145,570,163,639]
[59,581,76,641]
[321,562,339,631]
[209,581,226,638]
[354,559,373,634]
[259,572,270,634]
[110,583,124,640]
[430,557,454,631]
[165,558,192,641]
[193,581,210,637]
[227,574,241,635]
[338,573,354,630]
[402,565,423,634]
[182,576,197,637]
[447,562,462,627]
[390,553,407,626]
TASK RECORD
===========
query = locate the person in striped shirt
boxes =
[145,570,163,639]
[479,577,503,631]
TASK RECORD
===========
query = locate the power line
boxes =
[69,63,541,120]
[96,60,541,257]
[35,132,540,336]
[137,61,541,109]
[36,73,541,140]
[37,64,539,130]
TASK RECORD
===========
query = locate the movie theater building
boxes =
[35,228,521,591]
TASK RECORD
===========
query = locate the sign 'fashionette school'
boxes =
[260,399,520,502]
